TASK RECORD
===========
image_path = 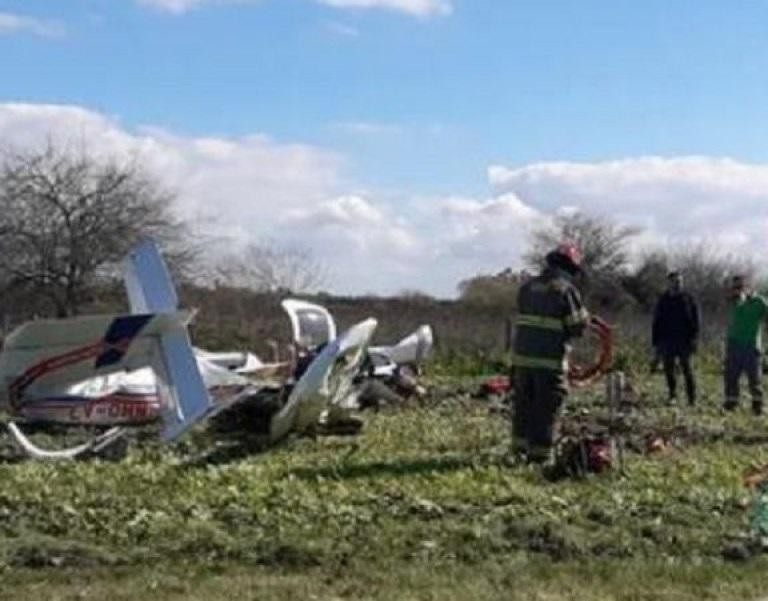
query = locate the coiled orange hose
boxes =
[568,315,613,388]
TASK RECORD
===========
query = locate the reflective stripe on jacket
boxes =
[512,267,588,372]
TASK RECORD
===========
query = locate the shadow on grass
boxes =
[732,433,768,445]
[289,453,496,481]
[180,436,274,468]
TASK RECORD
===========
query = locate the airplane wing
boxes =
[0,311,193,407]
[368,325,434,366]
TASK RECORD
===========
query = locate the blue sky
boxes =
[1,1,768,295]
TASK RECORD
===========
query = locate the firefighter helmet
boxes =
[546,242,583,272]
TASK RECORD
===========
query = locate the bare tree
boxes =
[217,240,330,294]
[525,211,641,308]
[620,250,669,310]
[526,212,640,277]
[0,143,190,317]
[626,244,756,314]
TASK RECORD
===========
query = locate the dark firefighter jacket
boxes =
[652,291,700,354]
[512,267,589,372]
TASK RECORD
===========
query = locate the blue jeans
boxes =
[724,342,763,409]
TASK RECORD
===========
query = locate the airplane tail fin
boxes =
[122,239,213,441]
[123,238,179,314]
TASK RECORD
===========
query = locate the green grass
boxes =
[5,557,768,601]
[2,367,768,599]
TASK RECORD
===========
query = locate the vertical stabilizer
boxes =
[123,238,179,314]
[122,239,213,440]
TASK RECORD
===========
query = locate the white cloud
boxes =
[325,20,360,37]
[136,0,212,13]
[412,193,547,291]
[439,194,544,255]
[489,157,768,259]
[332,121,402,136]
[136,0,451,17]
[386,157,768,293]
[3,103,768,297]
[0,102,343,252]
[0,103,430,294]
[316,0,452,17]
[279,195,426,289]
[0,12,65,37]
[285,195,387,227]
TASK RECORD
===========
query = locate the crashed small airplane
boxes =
[0,240,378,460]
[280,298,434,406]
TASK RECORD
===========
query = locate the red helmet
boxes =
[550,242,582,268]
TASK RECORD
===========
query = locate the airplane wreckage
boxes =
[0,240,434,461]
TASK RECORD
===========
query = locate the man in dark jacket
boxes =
[511,243,589,463]
[652,271,700,405]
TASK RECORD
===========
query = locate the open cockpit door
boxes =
[281,299,336,349]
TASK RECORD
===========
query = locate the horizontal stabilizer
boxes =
[0,311,194,407]
[2,239,215,449]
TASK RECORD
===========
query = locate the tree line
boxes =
[459,212,758,320]
[0,142,755,334]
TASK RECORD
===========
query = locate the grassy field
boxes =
[3,363,768,600]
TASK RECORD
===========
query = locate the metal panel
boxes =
[156,328,213,441]
[122,238,178,314]
[269,318,376,442]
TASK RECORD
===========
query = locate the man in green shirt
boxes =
[724,275,768,416]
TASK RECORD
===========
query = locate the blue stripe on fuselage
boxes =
[95,314,154,368]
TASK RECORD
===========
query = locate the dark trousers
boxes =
[512,368,567,459]
[660,349,696,403]
[724,343,763,408]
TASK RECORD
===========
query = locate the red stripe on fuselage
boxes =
[17,392,162,425]
[9,337,136,409]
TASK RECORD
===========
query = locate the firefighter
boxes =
[723,274,768,416]
[511,243,590,463]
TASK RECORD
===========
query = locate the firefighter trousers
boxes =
[512,367,567,460]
